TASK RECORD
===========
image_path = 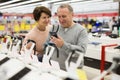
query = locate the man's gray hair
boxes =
[58,4,73,13]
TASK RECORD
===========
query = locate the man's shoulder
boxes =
[74,23,85,30]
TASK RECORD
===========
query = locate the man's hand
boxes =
[50,35,64,48]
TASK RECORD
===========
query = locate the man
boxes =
[49,4,88,70]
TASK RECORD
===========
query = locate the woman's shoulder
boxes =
[46,24,53,31]
[26,27,36,36]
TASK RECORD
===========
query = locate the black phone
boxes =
[49,32,58,38]
[49,25,59,38]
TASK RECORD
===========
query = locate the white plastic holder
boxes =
[43,45,54,63]
[20,42,38,64]
[0,37,11,54]
[65,51,84,79]
[0,58,25,80]
[92,71,108,80]
[42,45,60,70]
[8,40,22,58]
[65,51,84,71]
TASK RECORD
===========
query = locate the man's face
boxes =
[57,8,73,28]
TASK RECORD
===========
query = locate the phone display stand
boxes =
[8,37,22,58]
[43,45,60,70]
[65,51,84,79]
[0,58,25,80]
[0,36,11,54]
[20,40,38,64]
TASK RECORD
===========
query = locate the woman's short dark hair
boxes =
[33,6,51,21]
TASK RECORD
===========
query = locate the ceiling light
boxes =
[0,0,21,6]
[0,0,42,9]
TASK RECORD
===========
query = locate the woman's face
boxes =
[37,12,50,27]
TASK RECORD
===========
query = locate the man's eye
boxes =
[62,16,66,18]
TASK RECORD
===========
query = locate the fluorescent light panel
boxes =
[0,0,63,13]
[0,0,63,10]
[0,0,42,9]
[0,0,63,12]
[53,0,113,5]
[0,0,21,6]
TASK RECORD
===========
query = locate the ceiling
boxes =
[0,0,115,14]
[0,0,74,13]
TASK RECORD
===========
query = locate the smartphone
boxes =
[50,32,58,38]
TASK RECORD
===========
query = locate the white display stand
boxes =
[20,40,39,64]
[65,51,84,80]
[42,45,60,70]
[0,58,25,80]
[0,37,87,80]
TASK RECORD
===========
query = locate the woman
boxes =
[23,6,52,62]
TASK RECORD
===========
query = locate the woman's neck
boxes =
[37,25,46,31]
